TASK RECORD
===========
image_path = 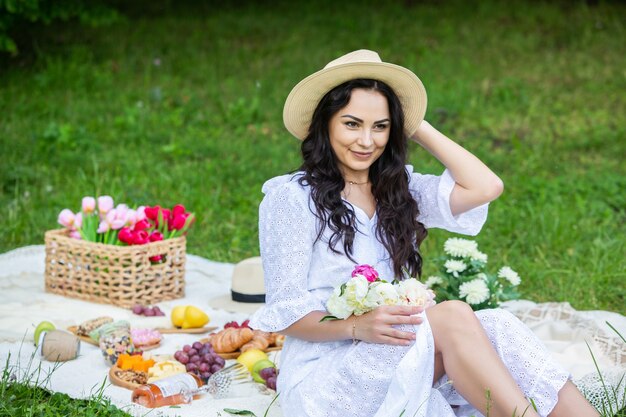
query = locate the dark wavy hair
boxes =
[298,78,428,278]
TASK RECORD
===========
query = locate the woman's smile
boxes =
[328,88,390,182]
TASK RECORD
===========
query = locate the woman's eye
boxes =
[375,123,389,130]
[345,121,358,128]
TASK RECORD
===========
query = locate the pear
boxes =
[171,305,187,328]
[180,306,209,329]
[34,321,56,346]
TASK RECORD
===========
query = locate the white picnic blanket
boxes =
[0,245,624,416]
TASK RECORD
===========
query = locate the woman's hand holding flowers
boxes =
[352,305,423,346]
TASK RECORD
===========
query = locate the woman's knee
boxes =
[429,300,484,337]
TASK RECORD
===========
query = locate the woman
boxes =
[248,50,598,417]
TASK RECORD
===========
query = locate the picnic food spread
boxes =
[39,314,282,408]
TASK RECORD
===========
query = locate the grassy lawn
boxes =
[1,0,624,319]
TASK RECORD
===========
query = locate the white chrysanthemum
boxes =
[444,259,467,277]
[469,249,488,263]
[477,272,488,281]
[326,287,353,319]
[498,266,521,286]
[395,278,436,308]
[424,276,443,288]
[459,279,490,305]
[444,238,478,258]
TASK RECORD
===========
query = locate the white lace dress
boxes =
[248,166,569,417]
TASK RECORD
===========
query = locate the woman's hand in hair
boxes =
[411,120,504,216]
[352,305,423,346]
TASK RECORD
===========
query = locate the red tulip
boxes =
[171,213,188,230]
[144,206,160,221]
[149,231,163,242]
[118,227,134,244]
[132,230,149,245]
[133,219,151,231]
[149,255,163,263]
[172,204,186,217]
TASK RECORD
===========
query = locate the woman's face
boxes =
[328,88,390,181]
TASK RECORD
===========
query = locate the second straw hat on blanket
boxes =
[282,49,428,140]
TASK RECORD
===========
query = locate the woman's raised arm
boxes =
[411,120,504,216]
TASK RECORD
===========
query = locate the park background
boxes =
[1,0,624,314]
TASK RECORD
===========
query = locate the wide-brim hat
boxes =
[209,257,265,315]
[283,49,427,140]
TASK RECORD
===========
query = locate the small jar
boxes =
[96,321,135,365]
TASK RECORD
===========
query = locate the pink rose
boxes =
[352,264,379,283]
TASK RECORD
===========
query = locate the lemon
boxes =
[33,321,56,346]
[181,305,209,329]
[237,349,268,372]
[171,305,187,328]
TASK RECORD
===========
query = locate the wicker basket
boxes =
[44,229,186,308]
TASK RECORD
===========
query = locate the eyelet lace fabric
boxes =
[248,168,569,417]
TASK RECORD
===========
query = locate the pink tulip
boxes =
[105,208,126,230]
[58,209,75,228]
[82,197,96,214]
[69,230,82,239]
[97,220,110,234]
[97,195,114,215]
[74,212,83,229]
[134,206,146,223]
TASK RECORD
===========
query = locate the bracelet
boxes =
[352,316,359,345]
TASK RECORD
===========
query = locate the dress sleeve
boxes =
[248,183,326,333]
[408,167,489,236]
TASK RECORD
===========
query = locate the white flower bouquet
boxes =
[322,265,436,321]
[424,238,521,310]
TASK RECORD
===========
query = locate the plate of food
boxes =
[67,325,163,351]
[155,326,217,334]
[199,325,284,359]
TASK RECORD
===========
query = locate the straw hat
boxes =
[283,49,428,140]
[209,257,265,315]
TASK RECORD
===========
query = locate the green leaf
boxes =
[339,283,347,297]
[319,315,339,322]
[223,408,257,416]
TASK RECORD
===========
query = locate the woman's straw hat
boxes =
[283,49,427,140]
[209,257,265,315]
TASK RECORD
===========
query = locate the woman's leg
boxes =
[548,380,599,417]
[427,300,540,417]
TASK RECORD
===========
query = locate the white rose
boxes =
[364,282,399,309]
[344,275,370,315]
[395,278,435,308]
[326,287,353,319]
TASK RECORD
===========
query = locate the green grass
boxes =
[0,0,624,318]
[0,351,132,417]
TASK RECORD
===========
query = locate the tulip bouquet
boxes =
[57,196,195,250]
[424,238,521,311]
[321,265,436,321]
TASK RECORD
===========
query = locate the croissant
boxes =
[240,330,272,352]
[209,327,253,353]
[273,333,285,347]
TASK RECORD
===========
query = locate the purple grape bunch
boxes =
[258,366,278,390]
[131,304,165,317]
[173,341,225,382]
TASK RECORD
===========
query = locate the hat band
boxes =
[232,290,265,303]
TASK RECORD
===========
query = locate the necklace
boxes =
[346,180,369,185]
